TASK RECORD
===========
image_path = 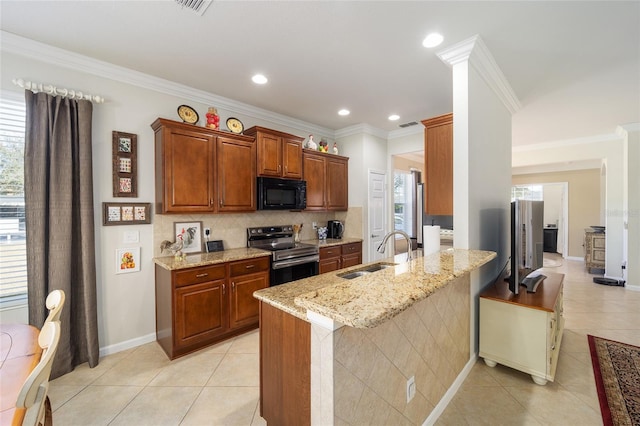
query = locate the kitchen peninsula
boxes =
[254,248,496,425]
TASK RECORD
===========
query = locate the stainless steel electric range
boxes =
[247,225,319,286]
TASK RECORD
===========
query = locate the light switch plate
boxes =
[123,230,139,243]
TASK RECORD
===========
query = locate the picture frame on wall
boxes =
[174,221,203,254]
[115,247,141,274]
[112,131,138,197]
[103,202,151,225]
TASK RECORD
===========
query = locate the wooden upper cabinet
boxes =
[302,150,327,210]
[216,135,256,212]
[152,118,256,214]
[152,118,215,213]
[303,149,348,211]
[422,113,453,216]
[326,156,348,210]
[245,126,304,179]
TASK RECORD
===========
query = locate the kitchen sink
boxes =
[337,262,397,280]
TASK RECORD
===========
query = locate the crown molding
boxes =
[512,131,622,153]
[1,31,334,136]
[437,34,521,114]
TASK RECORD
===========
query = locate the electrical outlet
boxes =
[406,376,416,402]
[204,228,211,238]
[312,222,317,229]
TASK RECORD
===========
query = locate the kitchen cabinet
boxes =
[319,241,362,274]
[421,113,453,215]
[152,118,256,214]
[229,257,270,329]
[155,256,269,360]
[479,272,564,385]
[584,230,605,273]
[245,126,304,179]
[303,149,348,211]
[216,135,256,212]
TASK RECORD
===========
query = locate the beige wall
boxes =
[512,169,601,258]
[393,156,424,179]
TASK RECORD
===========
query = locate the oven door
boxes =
[271,255,319,286]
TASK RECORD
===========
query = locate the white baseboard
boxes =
[422,354,478,426]
[99,332,156,357]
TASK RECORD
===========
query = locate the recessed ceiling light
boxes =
[338,109,350,116]
[388,114,400,121]
[252,74,268,84]
[422,33,444,48]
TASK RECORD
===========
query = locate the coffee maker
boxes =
[327,220,344,239]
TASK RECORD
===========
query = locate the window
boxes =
[0,93,27,303]
[393,171,414,234]
[511,184,543,201]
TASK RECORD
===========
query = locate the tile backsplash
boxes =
[153,207,363,257]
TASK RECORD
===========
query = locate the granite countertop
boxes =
[254,248,496,328]
[313,237,363,247]
[154,247,271,271]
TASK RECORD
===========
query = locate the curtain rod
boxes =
[12,78,105,103]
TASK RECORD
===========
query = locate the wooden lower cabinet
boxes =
[155,257,269,360]
[319,242,362,274]
[479,272,564,385]
[259,302,310,426]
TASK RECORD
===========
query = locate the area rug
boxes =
[588,335,640,426]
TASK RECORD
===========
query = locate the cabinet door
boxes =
[326,157,348,211]
[423,114,453,215]
[217,136,256,212]
[257,133,282,177]
[341,242,362,268]
[319,246,341,274]
[282,138,303,179]
[157,126,215,213]
[303,152,326,210]
[174,279,227,349]
[229,272,269,329]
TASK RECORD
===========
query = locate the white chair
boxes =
[44,290,65,325]
[14,321,61,426]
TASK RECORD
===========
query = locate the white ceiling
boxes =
[1,1,638,146]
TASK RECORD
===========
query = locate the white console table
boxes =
[479,272,564,385]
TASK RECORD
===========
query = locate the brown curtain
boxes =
[24,90,99,379]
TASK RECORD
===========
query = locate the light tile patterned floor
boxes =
[49,254,639,425]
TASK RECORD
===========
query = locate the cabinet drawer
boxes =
[341,242,361,255]
[175,264,226,287]
[229,257,270,277]
[319,246,341,260]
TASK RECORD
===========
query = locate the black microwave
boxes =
[257,177,307,210]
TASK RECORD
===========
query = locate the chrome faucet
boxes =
[377,230,413,261]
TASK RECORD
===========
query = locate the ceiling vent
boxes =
[175,0,213,16]
[398,121,419,128]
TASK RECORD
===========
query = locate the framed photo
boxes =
[115,247,141,274]
[112,131,137,197]
[103,202,151,225]
[174,221,203,254]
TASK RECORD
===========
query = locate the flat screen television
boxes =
[509,200,546,294]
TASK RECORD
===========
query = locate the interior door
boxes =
[368,170,387,262]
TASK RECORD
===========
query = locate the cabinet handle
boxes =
[195,273,208,278]
[222,283,225,294]
[219,199,223,207]
[232,282,236,292]
[278,164,281,172]
[245,264,255,269]
[210,199,213,206]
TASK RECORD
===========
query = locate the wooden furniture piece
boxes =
[259,302,310,426]
[152,118,256,214]
[584,230,605,273]
[14,321,60,426]
[479,272,564,385]
[421,113,453,215]
[302,149,348,211]
[318,241,362,274]
[155,257,269,359]
[244,126,304,179]
[0,324,44,426]
[44,289,65,324]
